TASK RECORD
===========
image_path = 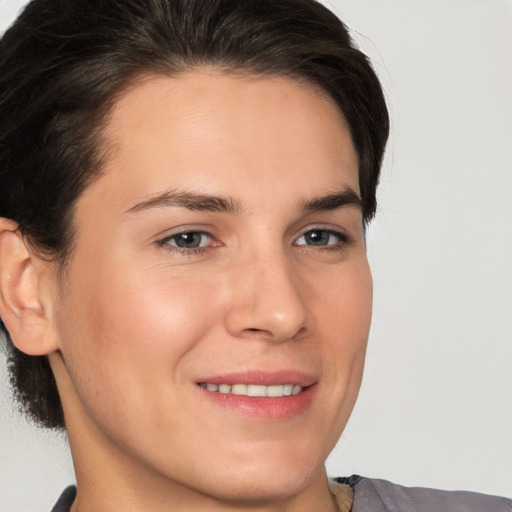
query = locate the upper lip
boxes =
[195,370,317,387]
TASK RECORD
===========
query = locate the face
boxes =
[49,71,372,505]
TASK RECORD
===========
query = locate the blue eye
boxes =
[295,229,346,247]
[162,231,212,250]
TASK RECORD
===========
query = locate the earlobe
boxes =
[0,218,59,355]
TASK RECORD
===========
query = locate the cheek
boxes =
[54,254,230,455]
[337,261,372,377]
[84,255,210,333]
[315,257,372,348]
[57,254,224,395]
[313,258,372,404]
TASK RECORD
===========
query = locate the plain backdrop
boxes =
[1,0,511,510]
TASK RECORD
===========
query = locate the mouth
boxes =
[195,372,317,420]
[197,382,304,397]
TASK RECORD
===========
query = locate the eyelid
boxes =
[155,223,216,242]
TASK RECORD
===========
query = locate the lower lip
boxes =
[197,384,318,420]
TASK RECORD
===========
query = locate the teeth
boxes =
[248,384,267,397]
[231,384,247,395]
[266,384,283,397]
[199,382,303,397]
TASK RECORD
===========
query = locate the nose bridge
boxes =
[224,244,308,342]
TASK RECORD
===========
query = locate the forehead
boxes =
[87,71,359,213]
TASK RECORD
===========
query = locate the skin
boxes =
[1,71,372,511]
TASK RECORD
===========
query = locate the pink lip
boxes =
[195,370,318,420]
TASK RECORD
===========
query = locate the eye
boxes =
[160,231,213,250]
[295,228,347,248]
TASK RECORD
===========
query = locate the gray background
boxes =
[1,0,511,509]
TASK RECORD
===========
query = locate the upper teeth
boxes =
[198,383,303,397]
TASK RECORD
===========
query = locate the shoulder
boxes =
[333,476,512,512]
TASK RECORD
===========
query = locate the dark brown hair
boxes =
[0,0,389,429]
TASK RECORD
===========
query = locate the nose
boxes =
[223,251,308,343]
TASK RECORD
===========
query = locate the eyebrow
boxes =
[301,188,362,213]
[125,186,362,216]
[126,189,243,215]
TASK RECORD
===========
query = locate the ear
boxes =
[0,218,59,355]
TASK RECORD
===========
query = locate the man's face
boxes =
[49,72,372,503]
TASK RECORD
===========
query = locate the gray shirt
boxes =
[340,476,512,512]
[51,476,512,511]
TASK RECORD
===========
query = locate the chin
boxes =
[184,441,327,504]
[200,468,319,505]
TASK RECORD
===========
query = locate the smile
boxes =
[197,383,303,397]
[196,375,317,419]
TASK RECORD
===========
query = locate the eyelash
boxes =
[157,227,349,255]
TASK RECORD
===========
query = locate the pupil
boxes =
[176,233,201,248]
[306,230,328,245]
